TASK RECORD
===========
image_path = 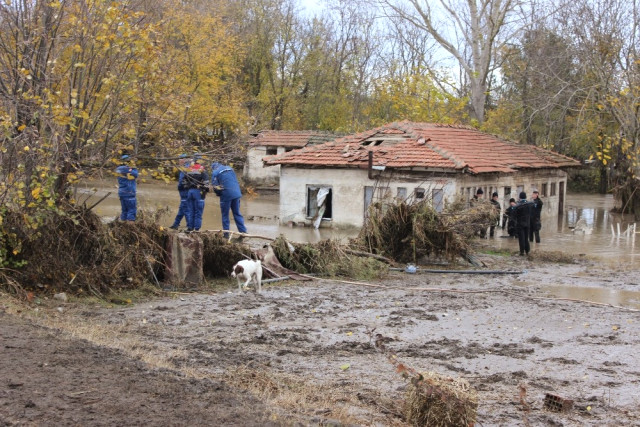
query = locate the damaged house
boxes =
[243,130,341,186]
[264,121,581,228]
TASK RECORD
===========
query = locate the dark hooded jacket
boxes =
[514,199,534,229]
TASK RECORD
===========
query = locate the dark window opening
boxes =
[550,182,557,196]
[362,140,383,146]
[307,187,332,219]
[541,183,548,197]
[415,188,425,199]
[266,146,277,155]
[284,147,294,152]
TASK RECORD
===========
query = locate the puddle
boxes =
[515,281,640,310]
[76,180,639,260]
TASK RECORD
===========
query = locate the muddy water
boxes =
[515,281,640,310]
[491,193,639,263]
[75,179,358,243]
[77,180,638,261]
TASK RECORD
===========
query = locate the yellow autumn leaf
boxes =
[31,187,42,199]
[23,146,30,151]
[346,331,353,336]
[17,124,26,131]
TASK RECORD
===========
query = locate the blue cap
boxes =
[178,153,188,158]
[121,154,130,161]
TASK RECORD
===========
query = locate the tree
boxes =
[485,26,580,153]
[379,0,519,124]
[562,0,640,216]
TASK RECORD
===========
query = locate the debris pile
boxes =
[201,233,252,277]
[0,205,166,296]
[356,197,497,263]
[271,236,387,280]
[404,371,478,427]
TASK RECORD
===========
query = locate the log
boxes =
[344,248,394,264]
[201,229,276,241]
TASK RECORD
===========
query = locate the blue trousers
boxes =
[119,196,137,221]
[171,191,188,228]
[220,198,247,233]
[185,189,205,231]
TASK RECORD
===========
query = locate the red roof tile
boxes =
[264,121,580,174]
[247,130,341,148]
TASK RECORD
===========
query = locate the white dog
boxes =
[230,259,262,293]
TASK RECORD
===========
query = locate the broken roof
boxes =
[263,121,580,174]
[247,130,342,148]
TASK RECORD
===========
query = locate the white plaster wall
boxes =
[279,168,459,228]
[454,169,568,218]
[243,146,283,185]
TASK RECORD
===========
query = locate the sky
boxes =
[299,0,323,15]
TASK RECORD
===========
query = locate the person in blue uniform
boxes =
[170,155,190,230]
[115,154,138,222]
[181,158,208,232]
[210,162,247,237]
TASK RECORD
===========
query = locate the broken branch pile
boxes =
[271,236,387,280]
[0,205,167,296]
[356,198,497,263]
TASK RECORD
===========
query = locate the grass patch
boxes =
[530,250,580,264]
[479,248,512,256]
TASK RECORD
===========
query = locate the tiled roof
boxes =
[264,121,580,174]
[247,130,342,148]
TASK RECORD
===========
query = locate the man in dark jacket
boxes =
[115,154,138,222]
[529,190,543,243]
[502,198,517,238]
[514,191,534,255]
[181,158,208,232]
[489,192,501,237]
[170,155,190,230]
[471,188,487,238]
[211,162,247,237]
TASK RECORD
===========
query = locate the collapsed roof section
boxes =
[247,130,343,149]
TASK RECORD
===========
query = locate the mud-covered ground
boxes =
[2,253,639,426]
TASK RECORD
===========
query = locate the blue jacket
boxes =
[211,162,242,201]
[177,171,188,193]
[116,165,138,197]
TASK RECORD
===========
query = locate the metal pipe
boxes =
[389,268,524,275]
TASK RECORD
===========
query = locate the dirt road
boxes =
[2,253,639,426]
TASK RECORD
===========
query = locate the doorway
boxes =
[558,181,565,214]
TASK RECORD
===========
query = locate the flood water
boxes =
[76,179,639,263]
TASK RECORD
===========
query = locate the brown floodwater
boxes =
[514,281,640,310]
[76,179,639,263]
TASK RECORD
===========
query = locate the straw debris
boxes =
[404,371,478,427]
[0,205,167,296]
[271,236,387,280]
[356,197,497,263]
